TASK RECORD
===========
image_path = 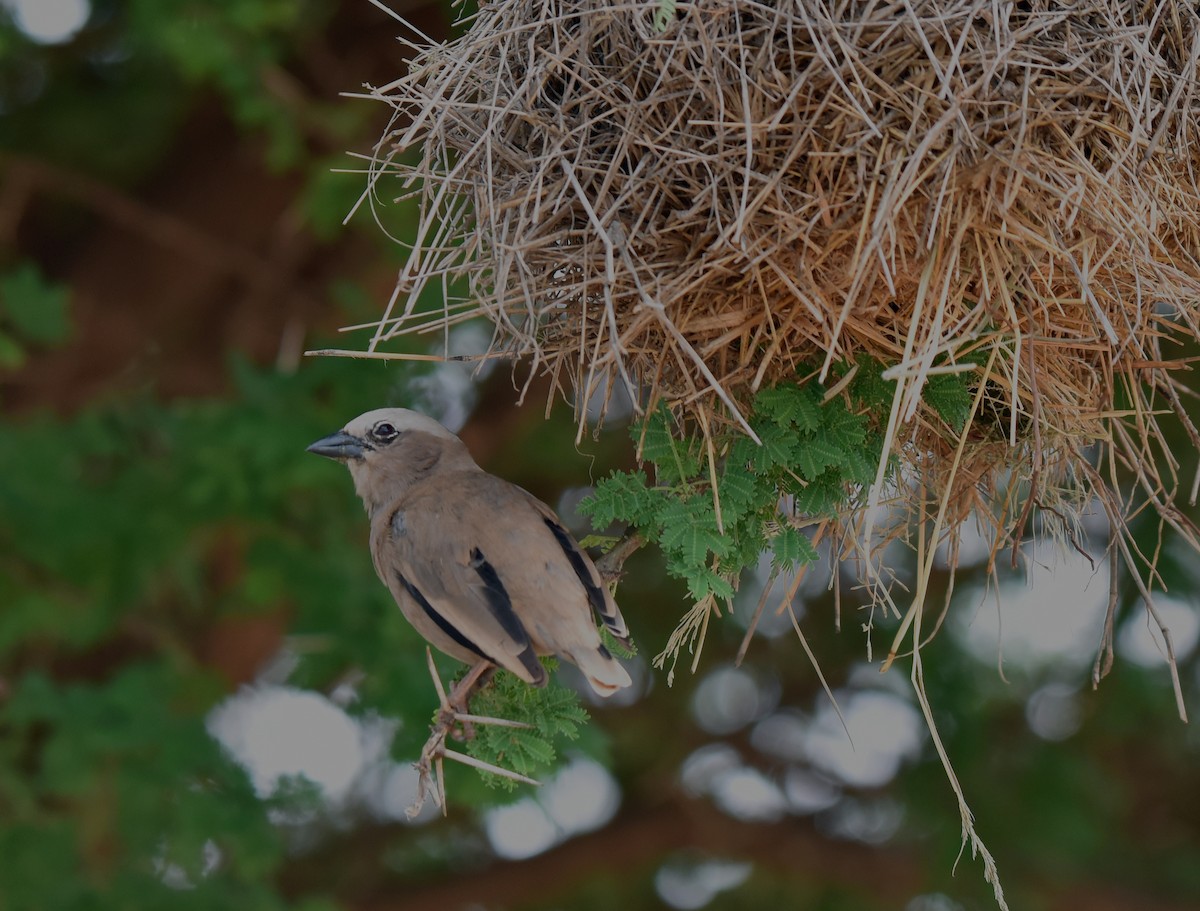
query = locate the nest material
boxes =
[350,0,1200,669]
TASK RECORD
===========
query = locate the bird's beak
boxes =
[307,430,372,461]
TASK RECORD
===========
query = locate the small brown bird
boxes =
[308,408,632,697]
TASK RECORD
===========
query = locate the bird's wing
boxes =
[447,474,627,655]
[374,495,547,686]
[519,491,630,643]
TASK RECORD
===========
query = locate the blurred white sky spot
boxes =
[156,839,221,891]
[328,671,364,707]
[906,892,966,911]
[405,323,494,431]
[1118,597,1200,667]
[485,800,558,860]
[933,505,1107,572]
[731,553,810,639]
[485,757,621,859]
[846,660,910,698]
[804,690,923,788]
[376,763,438,824]
[750,709,808,761]
[691,665,778,735]
[540,757,621,835]
[680,744,741,796]
[955,553,1108,668]
[581,369,635,423]
[4,0,88,44]
[555,487,596,534]
[933,516,993,569]
[655,858,752,910]
[679,744,788,821]
[207,686,364,801]
[782,767,841,814]
[820,797,903,844]
[709,766,786,822]
[1025,682,1082,741]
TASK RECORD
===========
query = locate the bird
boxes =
[307,407,632,699]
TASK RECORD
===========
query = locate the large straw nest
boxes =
[346,0,1200,681]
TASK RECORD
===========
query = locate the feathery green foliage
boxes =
[581,359,909,607]
[465,661,590,790]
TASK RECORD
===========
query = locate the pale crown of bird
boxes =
[342,407,462,446]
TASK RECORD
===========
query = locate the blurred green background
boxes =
[2,2,1198,910]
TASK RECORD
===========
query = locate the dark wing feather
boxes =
[468,548,547,686]
[541,518,630,643]
[396,570,493,663]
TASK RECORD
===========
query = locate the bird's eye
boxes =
[373,422,399,442]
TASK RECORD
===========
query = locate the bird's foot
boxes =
[440,663,497,741]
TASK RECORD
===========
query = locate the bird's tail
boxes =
[594,588,630,645]
[571,645,632,698]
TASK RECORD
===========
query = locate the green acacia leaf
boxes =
[726,522,766,570]
[849,353,896,407]
[753,385,804,423]
[653,0,677,31]
[660,522,727,566]
[794,438,845,480]
[791,387,823,432]
[754,382,823,432]
[821,402,868,448]
[667,557,735,600]
[635,403,700,483]
[750,420,799,471]
[925,370,975,432]
[792,475,844,517]
[840,444,879,486]
[717,469,760,522]
[580,470,654,528]
[771,525,820,571]
[657,496,729,564]
[467,662,590,790]
[729,434,760,470]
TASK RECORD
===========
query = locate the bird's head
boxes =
[307,407,460,462]
[308,408,476,512]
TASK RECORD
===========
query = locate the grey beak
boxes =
[307,430,371,461]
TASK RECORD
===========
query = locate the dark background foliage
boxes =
[2,2,1198,910]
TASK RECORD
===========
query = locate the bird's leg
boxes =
[442,662,497,741]
[426,657,496,736]
[447,661,496,716]
[411,652,535,818]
